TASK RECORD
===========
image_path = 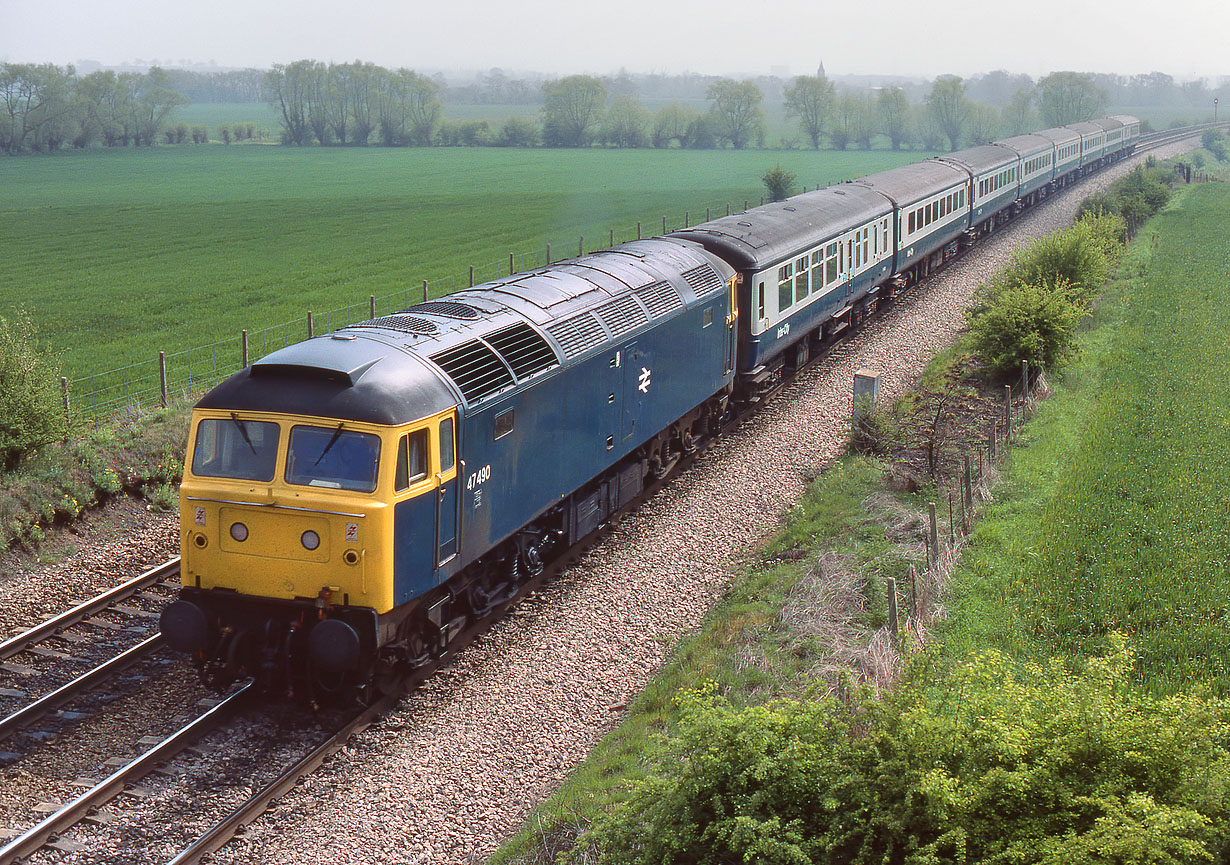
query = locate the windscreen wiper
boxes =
[230,412,257,454]
[314,423,346,466]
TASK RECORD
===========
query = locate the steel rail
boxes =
[0,633,166,742]
[0,682,252,865]
[0,558,180,662]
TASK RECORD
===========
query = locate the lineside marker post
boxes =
[241,330,248,368]
[158,351,167,408]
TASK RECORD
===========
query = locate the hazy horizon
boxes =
[5,0,1229,84]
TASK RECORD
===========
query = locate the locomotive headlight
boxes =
[301,530,321,551]
[229,522,249,542]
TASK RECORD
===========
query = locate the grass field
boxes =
[942,182,1230,694]
[0,145,927,405]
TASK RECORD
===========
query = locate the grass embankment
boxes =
[0,146,925,384]
[944,181,1230,693]
[493,179,1230,863]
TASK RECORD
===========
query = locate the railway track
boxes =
[0,560,181,758]
[0,544,579,864]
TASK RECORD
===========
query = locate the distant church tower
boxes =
[817,61,826,78]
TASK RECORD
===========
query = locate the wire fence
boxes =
[66,200,771,423]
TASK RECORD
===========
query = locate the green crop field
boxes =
[0,144,928,412]
[945,182,1230,694]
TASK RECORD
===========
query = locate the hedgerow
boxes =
[573,639,1230,864]
[0,311,66,470]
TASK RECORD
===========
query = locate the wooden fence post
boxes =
[158,351,168,408]
[579,235,584,256]
[61,377,70,427]
[546,242,551,264]
[242,330,249,367]
[887,577,899,641]
[609,228,614,247]
[662,215,667,234]
[1021,360,1029,402]
[422,280,428,302]
[509,252,515,275]
[307,311,314,339]
[929,502,939,565]
[636,222,641,240]
[685,211,689,228]
[1004,385,1012,435]
[370,295,376,319]
[469,266,474,287]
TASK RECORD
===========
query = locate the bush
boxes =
[762,165,796,202]
[984,222,1111,309]
[572,640,1230,864]
[0,312,66,470]
[967,279,1086,377]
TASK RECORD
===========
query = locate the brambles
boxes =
[967,279,1086,377]
[573,642,1230,864]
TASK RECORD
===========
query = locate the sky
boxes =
[3,0,1228,82]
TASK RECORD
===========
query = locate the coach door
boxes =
[724,276,738,375]
[436,414,458,566]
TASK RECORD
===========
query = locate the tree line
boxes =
[0,64,187,154]
[5,60,1225,156]
[263,64,1119,151]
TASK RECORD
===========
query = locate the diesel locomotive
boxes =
[160,114,1140,699]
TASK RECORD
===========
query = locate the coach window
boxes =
[810,250,823,289]
[795,256,809,303]
[908,211,915,234]
[395,429,429,491]
[778,263,794,312]
[758,283,766,320]
[825,242,839,284]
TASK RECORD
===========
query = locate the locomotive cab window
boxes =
[394,429,429,492]
[192,417,280,482]
[286,425,380,493]
[702,307,713,327]
[440,417,456,469]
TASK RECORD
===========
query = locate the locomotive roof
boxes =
[849,159,968,208]
[197,238,735,423]
[668,184,889,270]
